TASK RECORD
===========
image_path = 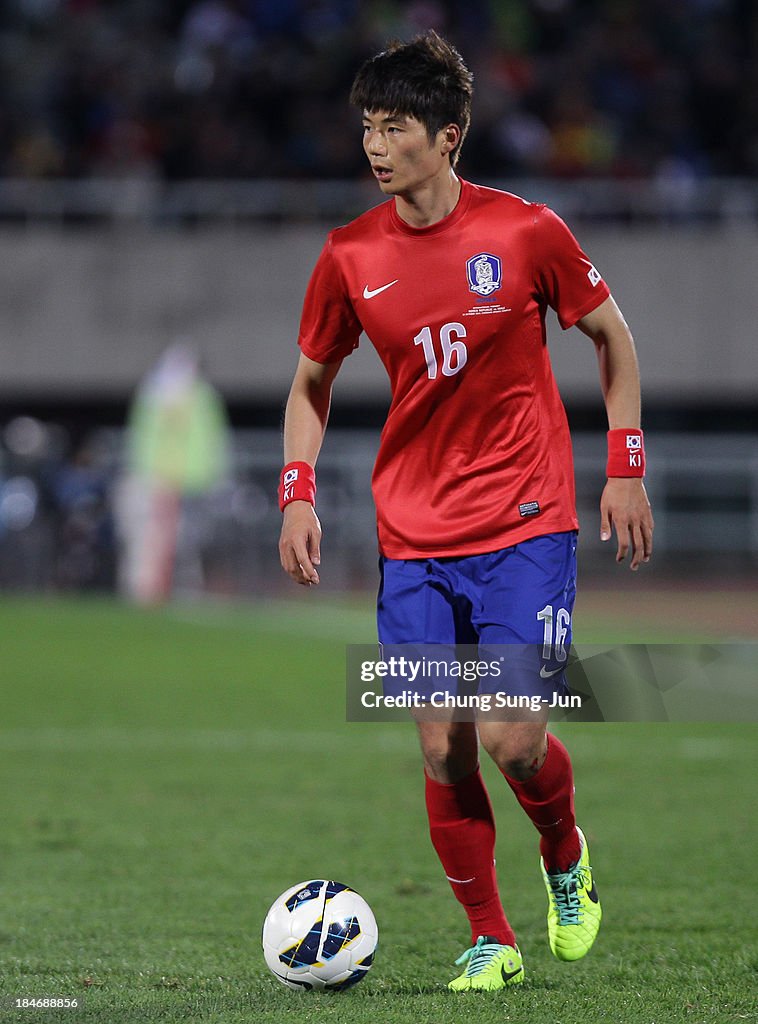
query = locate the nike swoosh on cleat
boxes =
[585,880,600,904]
[363,279,399,299]
[501,966,522,983]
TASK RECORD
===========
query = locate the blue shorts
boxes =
[377,531,577,702]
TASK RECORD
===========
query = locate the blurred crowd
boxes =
[0,415,117,592]
[0,348,238,600]
[1,0,756,183]
[0,411,253,599]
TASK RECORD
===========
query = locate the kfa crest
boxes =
[466,252,502,297]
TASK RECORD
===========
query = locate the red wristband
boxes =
[278,461,316,512]
[606,429,645,477]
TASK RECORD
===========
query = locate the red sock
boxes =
[503,733,580,873]
[425,767,516,946]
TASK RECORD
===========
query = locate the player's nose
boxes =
[365,130,387,156]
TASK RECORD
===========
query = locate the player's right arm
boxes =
[278,353,343,586]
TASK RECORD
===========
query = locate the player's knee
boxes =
[423,747,477,783]
[419,728,478,784]
[499,752,541,780]
[485,735,546,780]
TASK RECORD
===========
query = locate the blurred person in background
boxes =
[118,342,230,604]
[50,437,116,592]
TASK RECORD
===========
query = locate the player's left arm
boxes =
[577,295,654,571]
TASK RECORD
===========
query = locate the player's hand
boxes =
[279,501,322,585]
[600,478,654,571]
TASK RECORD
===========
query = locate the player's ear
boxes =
[440,124,461,155]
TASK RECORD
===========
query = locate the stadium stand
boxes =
[0,0,756,183]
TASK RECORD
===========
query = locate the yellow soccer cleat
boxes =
[541,826,602,961]
[448,936,524,991]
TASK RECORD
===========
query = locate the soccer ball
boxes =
[262,879,378,991]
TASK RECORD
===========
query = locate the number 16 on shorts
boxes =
[537,604,571,663]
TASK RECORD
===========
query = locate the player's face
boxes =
[361,110,453,196]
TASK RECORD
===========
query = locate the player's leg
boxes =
[479,717,600,961]
[474,532,601,960]
[478,716,579,871]
[417,716,524,991]
[473,531,580,867]
[377,556,522,990]
[418,717,516,946]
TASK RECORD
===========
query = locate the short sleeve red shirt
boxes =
[298,179,609,559]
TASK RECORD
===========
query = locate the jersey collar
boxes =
[388,178,473,237]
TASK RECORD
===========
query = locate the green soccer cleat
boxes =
[448,935,524,991]
[541,825,602,961]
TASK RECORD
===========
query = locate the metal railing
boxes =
[1,428,756,595]
[241,430,758,565]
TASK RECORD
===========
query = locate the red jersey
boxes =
[297,179,610,559]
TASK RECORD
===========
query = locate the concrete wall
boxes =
[1,225,756,402]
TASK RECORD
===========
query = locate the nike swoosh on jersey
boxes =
[539,665,565,679]
[363,279,399,299]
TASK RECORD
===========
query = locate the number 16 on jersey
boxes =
[413,322,468,379]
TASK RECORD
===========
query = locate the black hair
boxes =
[349,30,474,167]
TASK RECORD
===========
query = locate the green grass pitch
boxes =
[0,595,755,1023]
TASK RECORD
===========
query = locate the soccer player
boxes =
[278,31,653,991]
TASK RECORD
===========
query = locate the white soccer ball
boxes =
[262,879,378,991]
